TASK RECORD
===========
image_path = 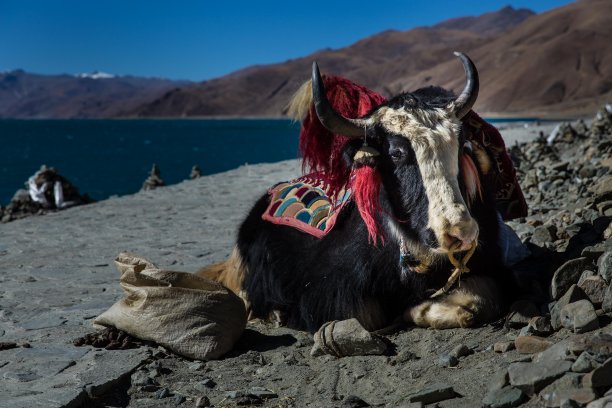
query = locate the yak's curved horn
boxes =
[312,61,366,137]
[452,52,479,119]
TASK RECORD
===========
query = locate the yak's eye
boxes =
[464,140,473,153]
[390,148,405,160]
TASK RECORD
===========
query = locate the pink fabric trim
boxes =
[261,198,350,239]
[262,175,352,239]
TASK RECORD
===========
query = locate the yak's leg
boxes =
[405,275,501,329]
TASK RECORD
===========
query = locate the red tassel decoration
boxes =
[299,75,386,199]
[353,165,384,245]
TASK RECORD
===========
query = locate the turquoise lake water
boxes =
[0,119,301,205]
[0,117,543,206]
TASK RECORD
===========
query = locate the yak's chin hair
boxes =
[386,218,447,268]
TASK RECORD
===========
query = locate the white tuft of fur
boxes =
[373,106,479,251]
[286,79,313,122]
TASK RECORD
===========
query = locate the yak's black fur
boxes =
[238,87,516,333]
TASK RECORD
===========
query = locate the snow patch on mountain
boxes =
[75,71,115,79]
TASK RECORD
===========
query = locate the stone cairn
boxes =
[0,165,92,223]
[481,105,612,408]
[190,165,202,179]
[141,164,165,191]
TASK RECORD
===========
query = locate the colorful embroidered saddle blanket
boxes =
[262,174,351,238]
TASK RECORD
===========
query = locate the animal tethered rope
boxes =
[430,241,477,299]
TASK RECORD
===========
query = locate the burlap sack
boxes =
[94,252,247,360]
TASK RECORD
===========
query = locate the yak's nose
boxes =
[441,218,479,252]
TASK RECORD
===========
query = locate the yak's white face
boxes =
[367,105,479,253]
[307,52,481,253]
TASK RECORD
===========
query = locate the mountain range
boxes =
[0,71,189,118]
[2,0,610,119]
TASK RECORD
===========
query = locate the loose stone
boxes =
[235,395,263,406]
[487,370,510,393]
[450,344,472,358]
[0,342,18,351]
[539,373,597,408]
[188,362,205,371]
[495,342,516,353]
[407,383,456,404]
[560,399,581,408]
[519,325,535,337]
[560,300,600,333]
[578,275,607,306]
[597,250,612,282]
[225,390,245,399]
[482,386,525,408]
[390,350,418,365]
[131,370,154,387]
[603,284,612,313]
[340,395,371,407]
[569,332,612,358]
[310,318,387,357]
[155,387,171,399]
[507,300,540,328]
[582,246,607,262]
[531,225,558,246]
[438,353,459,368]
[584,357,612,388]
[200,378,216,388]
[551,258,594,300]
[551,285,588,330]
[249,387,278,399]
[578,270,597,286]
[527,316,554,336]
[515,336,553,354]
[571,352,600,373]
[586,396,612,407]
[508,360,573,395]
[540,387,597,407]
[195,396,211,408]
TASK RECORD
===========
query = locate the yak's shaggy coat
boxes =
[200,53,520,332]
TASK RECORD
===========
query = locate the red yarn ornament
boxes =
[299,75,386,199]
[352,165,384,245]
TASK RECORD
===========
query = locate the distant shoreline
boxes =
[0,115,575,122]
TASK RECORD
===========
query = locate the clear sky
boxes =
[0,0,575,81]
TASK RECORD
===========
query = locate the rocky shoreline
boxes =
[0,108,610,408]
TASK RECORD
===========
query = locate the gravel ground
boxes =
[0,110,610,408]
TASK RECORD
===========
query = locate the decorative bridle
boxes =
[431,241,477,298]
[311,52,481,298]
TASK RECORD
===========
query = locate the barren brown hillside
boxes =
[392,0,612,117]
[127,0,611,118]
[125,28,486,117]
[126,6,533,117]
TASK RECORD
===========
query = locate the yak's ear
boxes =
[461,152,483,207]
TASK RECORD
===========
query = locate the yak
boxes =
[199,52,519,333]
